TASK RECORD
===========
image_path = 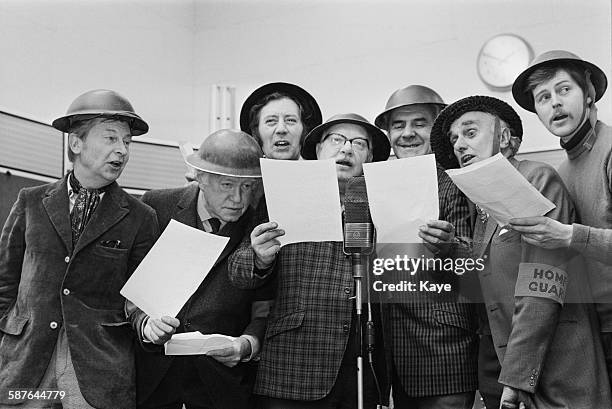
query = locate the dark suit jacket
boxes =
[132,184,272,407]
[0,176,158,408]
[475,159,611,407]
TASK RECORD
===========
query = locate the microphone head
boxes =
[344,176,373,252]
[344,176,370,223]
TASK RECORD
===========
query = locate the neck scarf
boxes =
[69,172,109,244]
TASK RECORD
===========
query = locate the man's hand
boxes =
[509,216,572,249]
[500,386,535,409]
[143,316,180,345]
[207,336,252,367]
[418,220,455,256]
[251,222,285,269]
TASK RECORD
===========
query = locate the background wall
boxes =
[1,0,610,154]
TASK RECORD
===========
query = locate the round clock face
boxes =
[477,34,533,90]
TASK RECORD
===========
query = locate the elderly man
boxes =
[374,85,478,409]
[129,130,274,409]
[430,95,610,409]
[229,114,390,408]
[511,50,612,383]
[0,89,158,408]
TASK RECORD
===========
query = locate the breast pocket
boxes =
[265,310,306,340]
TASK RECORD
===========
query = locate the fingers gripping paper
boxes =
[515,262,568,304]
[120,220,229,319]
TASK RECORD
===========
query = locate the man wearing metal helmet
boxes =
[375,85,478,409]
[0,89,158,408]
[128,130,274,409]
[229,114,391,408]
[430,95,610,409]
[511,50,612,384]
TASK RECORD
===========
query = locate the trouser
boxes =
[16,327,95,409]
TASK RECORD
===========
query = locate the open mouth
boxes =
[108,160,123,169]
[552,113,568,123]
[461,154,475,166]
[336,159,352,167]
[274,140,290,147]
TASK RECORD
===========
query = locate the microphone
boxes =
[343,176,374,256]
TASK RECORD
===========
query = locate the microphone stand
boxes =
[346,233,375,409]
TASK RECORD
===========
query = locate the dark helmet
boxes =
[512,50,607,112]
[52,89,149,135]
[185,129,263,178]
[301,113,391,162]
[375,85,446,129]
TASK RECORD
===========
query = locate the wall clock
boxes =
[477,34,534,91]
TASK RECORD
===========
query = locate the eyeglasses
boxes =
[321,133,370,152]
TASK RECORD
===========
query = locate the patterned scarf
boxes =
[69,172,109,244]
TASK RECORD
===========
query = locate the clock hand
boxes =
[482,52,503,62]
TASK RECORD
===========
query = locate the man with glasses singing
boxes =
[229,114,391,408]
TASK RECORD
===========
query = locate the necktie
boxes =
[208,217,221,234]
[69,172,107,244]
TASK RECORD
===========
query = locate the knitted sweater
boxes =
[557,120,612,330]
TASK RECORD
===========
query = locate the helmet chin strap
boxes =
[491,116,501,156]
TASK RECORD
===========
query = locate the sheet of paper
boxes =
[363,154,439,243]
[164,332,236,355]
[446,153,556,226]
[260,158,343,246]
[120,219,229,319]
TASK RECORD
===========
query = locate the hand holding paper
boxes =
[144,316,180,345]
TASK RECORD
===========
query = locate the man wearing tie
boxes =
[131,129,274,409]
[0,89,158,408]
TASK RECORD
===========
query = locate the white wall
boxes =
[194,0,612,152]
[1,0,610,154]
[0,0,196,143]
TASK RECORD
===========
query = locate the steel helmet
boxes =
[375,85,446,129]
[301,113,391,162]
[185,129,263,178]
[512,50,607,112]
[52,89,149,135]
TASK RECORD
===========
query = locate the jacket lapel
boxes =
[73,183,129,255]
[473,217,497,259]
[42,177,73,254]
[173,184,200,227]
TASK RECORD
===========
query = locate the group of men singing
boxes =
[1,49,611,409]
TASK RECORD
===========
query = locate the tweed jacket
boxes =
[387,164,479,397]
[0,176,158,408]
[131,184,273,407]
[228,195,387,401]
[474,158,611,408]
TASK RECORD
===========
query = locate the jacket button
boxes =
[49,321,58,329]
[342,323,350,333]
[344,287,351,294]
[64,256,70,263]
[185,321,191,328]
[63,288,70,296]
